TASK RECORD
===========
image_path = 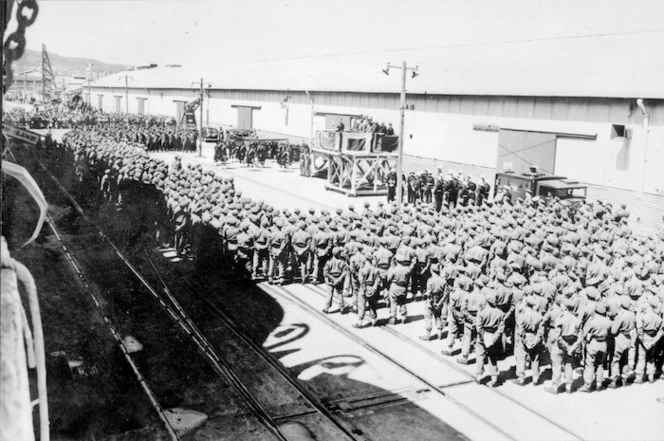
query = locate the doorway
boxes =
[497,129,557,174]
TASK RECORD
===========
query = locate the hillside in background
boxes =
[13,48,129,78]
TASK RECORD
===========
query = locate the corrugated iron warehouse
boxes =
[87,61,664,234]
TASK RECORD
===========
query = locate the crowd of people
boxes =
[3,102,184,131]
[338,115,395,136]
[387,169,494,208]
[34,115,664,394]
[3,103,97,129]
[214,138,304,169]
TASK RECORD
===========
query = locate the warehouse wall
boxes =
[90,86,664,205]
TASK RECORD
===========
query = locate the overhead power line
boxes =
[185,28,664,69]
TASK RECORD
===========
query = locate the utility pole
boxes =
[124,74,130,113]
[382,61,419,210]
[41,45,45,101]
[191,79,211,157]
[87,63,93,107]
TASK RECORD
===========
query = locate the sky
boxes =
[11,0,664,69]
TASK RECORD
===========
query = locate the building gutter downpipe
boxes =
[636,98,649,224]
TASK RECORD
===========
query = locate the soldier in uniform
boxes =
[475,290,506,387]
[433,168,445,212]
[353,254,382,328]
[385,256,411,325]
[170,155,182,174]
[512,295,545,385]
[444,172,459,208]
[291,221,312,283]
[252,218,271,280]
[348,244,368,312]
[411,239,432,300]
[323,247,349,314]
[634,298,664,383]
[312,223,333,284]
[373,244,393,299]
[441,275,472,355]
[100,169,113,202]
[407,172,420,204]
[609,296,636,387]
[458,176,470,207]
[422,169,434,204]
[236,223,254,278]
[476,176,490,206]
[223,217,241,270]
[419,267,447,340]
[579,302,612,392]
[173,199,190,255]
[268,219,289,284]
[457,278,487,364]
[546,298,583,394]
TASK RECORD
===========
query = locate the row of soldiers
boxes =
[57,124,664,393]
[214,139,302,167]
[388,168,493,210]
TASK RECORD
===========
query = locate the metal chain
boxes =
[3,0,39,93]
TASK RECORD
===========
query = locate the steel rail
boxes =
[37,160,289,441]
[171,277,363,441]
[268,283,519,441]
[44,217,181,441]
[304,283,587,441]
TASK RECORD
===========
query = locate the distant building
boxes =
[5,70,44,102]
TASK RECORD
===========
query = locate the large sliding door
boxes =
[497,129,557,174]
[237,106,253,129]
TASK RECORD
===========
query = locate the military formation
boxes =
[4,102,180,130]
[49,115,664,394]
[214,136,304,169]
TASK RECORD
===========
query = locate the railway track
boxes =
[149,260,363,441]
[36,159,367,441]
[269,283,589,441]
[265,283,519,441]
[35,160,295,440]
[308,285,587,441]
[34,154,584,441]
[44,217,181,441]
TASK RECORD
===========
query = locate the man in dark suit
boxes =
[433,167,445,212]
[444,173,459,208]
[387,167,397,202]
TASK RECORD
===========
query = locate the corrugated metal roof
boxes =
[91,33,664,99]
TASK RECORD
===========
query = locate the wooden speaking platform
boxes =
[311,130,398,197]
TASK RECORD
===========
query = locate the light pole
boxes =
[87,64,94,107]
[123,74,133,114]
[191,79,211,157]
[382,61,419,210]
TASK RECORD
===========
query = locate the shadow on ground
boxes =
[2,143,467,441]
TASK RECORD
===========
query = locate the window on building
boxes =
[115,96,122,113]
[611,124,626,139]
[97,95,103,111]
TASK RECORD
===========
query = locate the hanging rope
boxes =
[1,236,49,441]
